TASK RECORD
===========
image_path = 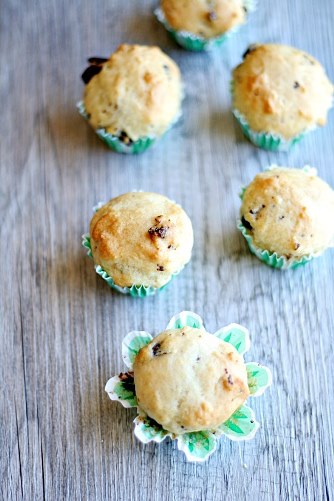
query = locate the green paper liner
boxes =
[82,233,179,297]
[233,108,307,152]
[230,80,314,151]
[77,101,155,154]
[105,311,272,462]
[237,220,317,269]
[237,166,324,269]
[155,2,256,52]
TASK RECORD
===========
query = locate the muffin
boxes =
[77,44,183,153]
[83,192,193,296]
[133,327,249,434]
[105,311,272,462]
[155,0,256,52]
[232,44,334,150]
[238,166,334,269]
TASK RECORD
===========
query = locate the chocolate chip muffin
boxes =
[80,44,182,150]
[160,0,247,38]
[89,192,193,289]
[232,44,333,150]
[133,326,250,434]
[156,0,253,51]
[239,167,334,266]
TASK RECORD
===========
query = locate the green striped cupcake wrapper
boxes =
[77,101,155,154]
[237,220,319,269]
[230,79,314,151]
[82,233,180,297]
[232,108,308,152]
[155,1,256,52]
[237,166,323,268]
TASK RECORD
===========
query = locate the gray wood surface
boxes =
[1,0,334,499]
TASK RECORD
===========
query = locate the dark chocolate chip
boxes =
[118,372,135,392]
[88,57,108,64]
[157,265,164,271]
[242,44,257,59]
[81,64,103,84]
[119,131,133,145]
[227,375,234,385]
[196,356,201,362]
[152,343,161,356]
[279,215,285,220]
[152,342,168,356]
[294,81,300,89]
[148,225,169,238]
[119,371,134,382]
[241,216,253,231]
[250,420,254,424]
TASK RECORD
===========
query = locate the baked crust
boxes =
[161,0,246,38]
[89,192,193,288]
[233,44,333,139]
[134,327,249,434]
[84,44,182,140]
[241,168,334,257]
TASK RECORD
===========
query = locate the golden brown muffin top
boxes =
[233,44,333,139]
[134,327,249,434]
[90,192,193,288]
[241,167,334,258]
[83,44,182,141]
[161,0,246,38]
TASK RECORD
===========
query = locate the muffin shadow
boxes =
[52,247,123,300]
[119,10,175,49]
[209,109,238,143]
[214,227,252,264]
[49,105,110,156]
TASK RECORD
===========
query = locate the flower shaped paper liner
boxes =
[105,311,272,462]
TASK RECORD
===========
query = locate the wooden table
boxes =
[2,0,334,499]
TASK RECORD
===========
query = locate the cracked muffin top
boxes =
[240,167,334,258]
[133,327,249,434]
[83,44,182,141]
[89,192,193,289]
[232,44,333,139]
[161,0,247,38]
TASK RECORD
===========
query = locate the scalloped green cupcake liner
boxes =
[237,166,325,269]
[154,2,256,52]
[232,108,306,152]
[229,77,316,151]
[82,233,179,297]
[77,101,156,154]
[237,219,320,270]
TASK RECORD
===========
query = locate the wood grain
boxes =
[1,0,334,499]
